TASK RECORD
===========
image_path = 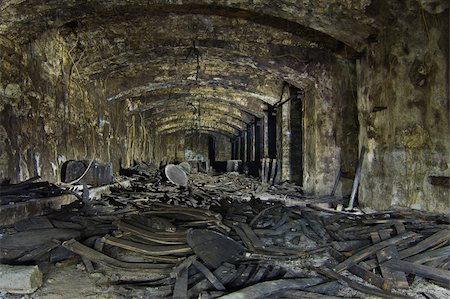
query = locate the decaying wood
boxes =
[384,259,450,285]
[347,146,366,210]
[311,267,410,299]
[398,229,450,260]
[371,231,409,289]
[334,231,420,272]
[405,246,450,264]
[172,256,195,299]
[219,278,325,299]
[103,235,191,256]
[192,260,226,291]
[16,240,60,263]
[62,239,172,272]
[329,248,392,290]
[117,221,186,245]
[188,264,237,298]
[3,167,449,298]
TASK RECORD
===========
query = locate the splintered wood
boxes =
[0,164,449,298]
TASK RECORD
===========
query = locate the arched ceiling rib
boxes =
[107,80,279,105]
[145,105,255,126]
[162,127,234,139]
[156,121,239,137]
[0,1,378,50]
[152,112,249,129]
[129,95,265,119]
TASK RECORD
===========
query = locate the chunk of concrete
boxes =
[0,264,43,294]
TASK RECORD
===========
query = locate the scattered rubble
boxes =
[0,163,449,298]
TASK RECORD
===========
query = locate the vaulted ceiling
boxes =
[0,0,392,138]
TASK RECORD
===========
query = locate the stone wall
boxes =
[215,135,232,161]
[357,7,449,212]
[283,61,358,195]
[158,132,231,163]
[0,31,156,182]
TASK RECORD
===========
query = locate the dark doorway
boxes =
[289,86,303,185]
[255,117,261,162]
[267,106,277,159]
[208,136,216,163]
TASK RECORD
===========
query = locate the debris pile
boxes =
[0,166,449,298]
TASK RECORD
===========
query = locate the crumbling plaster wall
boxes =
[0,31,156,183]
[357,7,449,212]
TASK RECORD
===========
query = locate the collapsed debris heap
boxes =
[0,164,449,298]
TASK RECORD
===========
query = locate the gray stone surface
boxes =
[0,264,43,294]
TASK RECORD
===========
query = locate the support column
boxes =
[262,114,269,158]
[281,101,291,182]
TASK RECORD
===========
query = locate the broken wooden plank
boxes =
[245,265,269,286]
[329,248,393,290]
[229,263,257,289]
[188,264,236,298]
[347,146,366,210]
[311,266,410,299]
[14,216,54,231]
[305,281,345,296]
[371,231,408,289]
[279,290,353,299]
[192,260,226,291]
[16,240,60,263]
[103,235,192,256]
[172,256,195,299]
[331,240,371,252]
[384,259,450,285]
[238,222,264,248]
[0,194,77,227]
[334,231,420,272]
[405,246,450,264]
[62,239,172,272]
[376,246,409,288]
[219,278,324,299]
[398,229,450,260]
[0,228,81,250]
[117,221,186,245]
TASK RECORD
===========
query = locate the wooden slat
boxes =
[193,260,226,291]
[372,231,408,289]
[117,221,186,244]
[103,235,191,256]
[329,248,392,290]
[334,231,419,272]
[172,256,196,299]
[399,230,450,260]
[219,278,325,299]
[377,247,409,288]
[384,259,450,285]
[62,239,171,272]
[310,267,410,299]
[347,146,366,210]
[405,246,450,264]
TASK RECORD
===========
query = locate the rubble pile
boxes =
[0,164,449,298]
